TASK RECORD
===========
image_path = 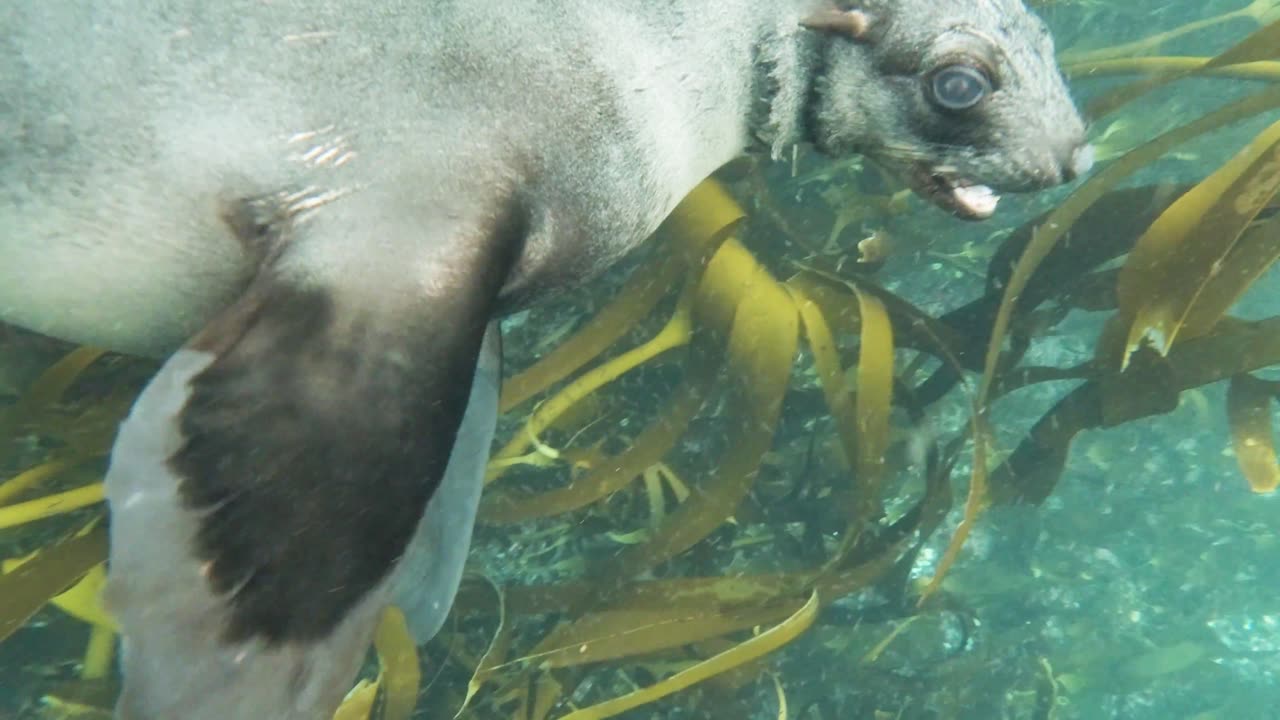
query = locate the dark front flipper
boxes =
[393,323,501,642]
[104,209,518,719]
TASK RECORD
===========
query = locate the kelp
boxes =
[452,581,510,718]
[1226,374,1280,493]
[1066,57,1280,83]
[1117,117,1280,363]
[1083,16,1280,117]
[0,482,105,531]
[1055,0,1280,66]
[0,346,105,452]
[443,184,933,718]
[553,591,817,720]
[0,523,107,644]
[4,7,1280,719]
[331,606,422,720]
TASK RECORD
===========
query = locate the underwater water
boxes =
[3,1,1280,719]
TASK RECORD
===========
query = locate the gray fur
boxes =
[1,0,1087,355]
[805,0,1090,191]
[0,1,1088,718]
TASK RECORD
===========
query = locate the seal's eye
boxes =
[928,64,992,111]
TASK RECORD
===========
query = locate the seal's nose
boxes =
[1061,143,1095,182]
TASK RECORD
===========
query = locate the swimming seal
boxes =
[0,1,1090,717]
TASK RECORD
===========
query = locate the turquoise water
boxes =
[3,1,1280,719]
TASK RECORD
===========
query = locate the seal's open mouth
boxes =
[908,164,1000,221]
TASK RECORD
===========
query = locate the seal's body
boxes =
[3,2,748,354]
[1,1,1090,717]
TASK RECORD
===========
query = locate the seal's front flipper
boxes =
[103,205,520,719]
[393,323,501,642]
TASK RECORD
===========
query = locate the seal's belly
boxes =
[0,69,293,356]
[0,3,433,355]
[1,0,740,355]
[0,181,251,357]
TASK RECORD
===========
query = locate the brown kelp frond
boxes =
[1226,374,1280,493]
[553,591,817,720]
[1116,119,1280,363]
[331,607,420,720]
[1056,0,1280,66]
[0,523,108,645]
[1083,16,1280,117]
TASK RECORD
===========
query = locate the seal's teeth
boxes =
[951,183,999,219]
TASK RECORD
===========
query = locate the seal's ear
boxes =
[800,8,874,41]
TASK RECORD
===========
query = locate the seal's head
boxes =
[801,0,1092,219]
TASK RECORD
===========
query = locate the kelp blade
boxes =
[517,602,799,671]
[0,458,81,505]
[0,524,108,643]
[373,606,420,720]
[453,578,509,719]
[333,681,379,720]
[500,179,744,412]
[555,591,818,720]
[1086,17,1280,117]
[487,291,692,480]
[0,482,106,531]
[1119,117,1280,363]
[1227,374,1280,493]
[602,238,799,581]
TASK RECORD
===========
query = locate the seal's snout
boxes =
[1025,136,1093,189]
[1061,142,1095,183]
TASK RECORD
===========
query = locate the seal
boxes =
[0,1,1091,717]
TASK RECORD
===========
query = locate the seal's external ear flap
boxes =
[800,8,874,41]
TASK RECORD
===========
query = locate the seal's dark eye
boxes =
[928,64,992,111]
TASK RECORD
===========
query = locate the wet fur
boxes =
[104,325,503,718]
[1,0,1083,355]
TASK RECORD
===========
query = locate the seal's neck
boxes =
[746,8,826,161]
[627,0,825,175]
